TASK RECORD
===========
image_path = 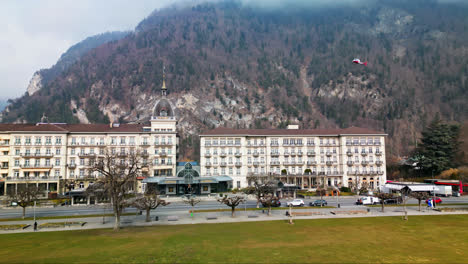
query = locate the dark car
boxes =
[384,198,399,204]
[310,199,327,206]
[262,200,281,207]
[426,197,442,204]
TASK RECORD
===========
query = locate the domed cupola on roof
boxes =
[151,64,177,120]
[153,98,174,117]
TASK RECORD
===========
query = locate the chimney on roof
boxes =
[287,125,299,130]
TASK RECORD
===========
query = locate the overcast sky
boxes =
[0,0,466,100]
[0,0,175,100]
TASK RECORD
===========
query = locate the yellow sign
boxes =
[165,181,177,184]
[201,180,214,183]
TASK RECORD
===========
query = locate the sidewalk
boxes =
[1,205,467,234]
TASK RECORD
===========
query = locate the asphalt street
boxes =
[1,196,467,219]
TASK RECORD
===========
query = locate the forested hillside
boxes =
[2,0,468,159]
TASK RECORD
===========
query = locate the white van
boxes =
[356,196,380,205]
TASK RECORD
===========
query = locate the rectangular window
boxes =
[237,181,241,189]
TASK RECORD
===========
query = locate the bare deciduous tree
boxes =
[87,150,143,230]
[183,196,201,218]
[8,183,41,219]
[410,192,430,212]
[375,192,394,212]
[132,190,169,222]
[315,188,327,207]
[218,195,245,217]
[260,194,279,216]
[246,174,277,208]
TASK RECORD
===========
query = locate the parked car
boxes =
[310,200,327,206]
[262,200,281,207]
[384,198,399,204]
[287,199,304,207]
[356,196,380,205]
[426,197,442,204]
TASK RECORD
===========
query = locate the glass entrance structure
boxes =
[143,162,232,196]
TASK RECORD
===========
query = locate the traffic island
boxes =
[330,210,368,215]
[38,222,87,229]
[0,224,29,230]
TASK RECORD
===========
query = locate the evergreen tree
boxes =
[415,117,460,175]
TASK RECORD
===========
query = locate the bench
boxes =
[167,216,179,221]
[291,212,313,216]
[206,215,218,220]
[247,215,259,218]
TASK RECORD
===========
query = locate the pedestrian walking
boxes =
[34,221,38,232]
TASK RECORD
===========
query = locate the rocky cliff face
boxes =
[26,72,43,96]
[2,0,468,160]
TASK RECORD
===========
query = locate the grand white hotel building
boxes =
[200,125,387,190]
[0,76,178,198]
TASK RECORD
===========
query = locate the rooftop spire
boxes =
[161,64,167,96]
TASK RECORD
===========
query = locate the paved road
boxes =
[1,196,467,219]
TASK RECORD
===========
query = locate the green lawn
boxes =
[0,215,467,263]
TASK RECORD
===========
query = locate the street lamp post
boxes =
[432,170,436,209]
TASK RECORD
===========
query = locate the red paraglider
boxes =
[352,58,367,66]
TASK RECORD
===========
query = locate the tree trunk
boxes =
[231,207,235,217]
[114,204,121,230]
[403,200,408,221]
[268,206,272,216]
[146,208,151,222]
[381,202,385,212]
[256,197,260,208]
[418,199,421,212]
[22,206,26,219]
[320,194,323,207]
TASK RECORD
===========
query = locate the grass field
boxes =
[0,215,467,263]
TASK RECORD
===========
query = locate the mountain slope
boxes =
[2,0,468,159]
[25,31,129,96]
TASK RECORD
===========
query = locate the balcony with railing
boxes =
[346,142,352,146]
[78,153,97,158]
[297,151,303,156]
[326,161,333,166]
[205,162,212,167]
[6,176,61,182]
[326,152,332,157]
[361,151,367,156]
[295,161,304,165]
[347,161,354,166]
[270,142,279,146]
[234,152,242,157]
[204,152,211,157]
[376,161,383,165]
[346,151,353,156]
[252,152,259,157]
[253,162,260,166]
[361,161,369,166]
[140,142,150,147]
[374,141,381,146]
[283,152,290,156]
[270,152,279,156]
[375,151,383,156]
[235,162,242,167]
[270,161,280,166]
[220,162,227,167]
[307,161,317,165]
[67,163,76,169]
[155,141,173,146]
[307,142,315,146]
[290,151,296,156]
[21,153,54,158]
[20,164,53,169]
[307,151,316,156]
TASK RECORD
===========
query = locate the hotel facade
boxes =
[199,126,387,190]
